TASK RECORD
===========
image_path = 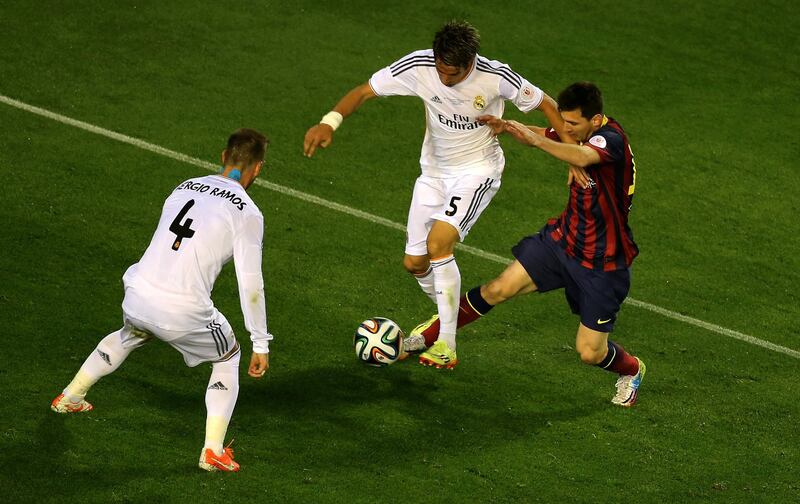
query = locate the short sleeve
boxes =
[369,50,432,98]
[500,76,543,113]
[585,129,624,163]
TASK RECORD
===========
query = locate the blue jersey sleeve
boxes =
[586,128,624,163]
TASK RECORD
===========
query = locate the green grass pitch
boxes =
[1,1,798,502]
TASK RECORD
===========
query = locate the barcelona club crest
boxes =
[473,95,486,110]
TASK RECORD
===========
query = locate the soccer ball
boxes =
[354,318,404,366]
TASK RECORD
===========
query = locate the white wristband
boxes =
[320,111,343,131]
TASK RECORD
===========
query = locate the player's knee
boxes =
[577,345,605,365]
[426,237,455,259]
[482,280,513,305]
[403,255,429,275]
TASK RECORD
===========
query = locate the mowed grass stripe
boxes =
[3,93,797,361]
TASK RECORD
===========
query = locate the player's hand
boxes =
[504,120,540,146]
[248,352,269,378]
[568,165,592,189]
[303,124,334,158]
[477,114,506,136]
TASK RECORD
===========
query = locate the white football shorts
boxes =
[405,174,501,256]
[118,307,239,367]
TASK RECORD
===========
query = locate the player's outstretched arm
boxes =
[478,115,548,136]
[248,352,269,378]
[479,115,592,188]
[303,82,378,158]
[535,96,592,188]
[536,95,569,140]
[505,120,601,167]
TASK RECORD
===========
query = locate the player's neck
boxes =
[218,166,245,186]
[584,115,609,140]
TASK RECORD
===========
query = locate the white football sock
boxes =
[413,265,437,303]
[204,349,241,456]
[64,330,133,402]
[431,254,460,350]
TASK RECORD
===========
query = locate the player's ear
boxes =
[253,160,263,178]
[221,149,228,165]
[591,114,603,128]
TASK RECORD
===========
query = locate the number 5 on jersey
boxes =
[170,200,196,250]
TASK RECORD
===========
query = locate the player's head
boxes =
[432,20,480,87]
[557,82,605,142]
[221,128,269,189]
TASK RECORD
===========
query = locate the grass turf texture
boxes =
[1,0,798,502]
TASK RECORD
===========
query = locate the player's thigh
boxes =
[426,219,461,258]
[510,231,567,295]
[126,310,239,367]
[430,175,500,242]
[168,311,240,367]
[405,176,447,256]
[119,314,155,350]
[566,263,631,333]
[437,175,501,241]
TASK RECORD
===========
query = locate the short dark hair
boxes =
[224,128,268,168]
[432,20,480,68]
[557,82,604,119]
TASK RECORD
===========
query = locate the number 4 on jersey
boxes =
[170,200,196,250]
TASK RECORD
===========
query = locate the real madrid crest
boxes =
[473,95,486,110]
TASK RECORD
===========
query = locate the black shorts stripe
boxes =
[208,321,230,356]
[461,179,494,231]
[392,61,436,77]
[207,323,222,356]
[459,178,491,228]
[475,62,521,89]
[459,178,493,230]
[212,322,229,354]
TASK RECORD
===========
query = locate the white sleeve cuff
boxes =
[252,333,273,354]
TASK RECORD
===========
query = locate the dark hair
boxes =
[224,128,268,168]
[432,20,480,68]
[557,82,604,119]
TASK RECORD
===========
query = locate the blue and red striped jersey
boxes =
[544,117,639,271]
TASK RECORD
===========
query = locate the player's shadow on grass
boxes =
[234,362,596,465]
[15,413,189,501]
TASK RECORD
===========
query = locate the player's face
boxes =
[560,109,595,143]
[435,59,471,87]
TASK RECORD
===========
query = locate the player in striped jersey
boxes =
[412,83,646,406]
[50,129,274,469]
[304,20,570,368]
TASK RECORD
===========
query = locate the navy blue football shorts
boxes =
[511,228,630,332]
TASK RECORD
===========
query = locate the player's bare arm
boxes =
[504,120,602,167]
[303,82,378,157]
[478,114,548,137]
[533,97,593,188]
[536,95,569,140]
[248,352,269,378]
[477,115,592,187]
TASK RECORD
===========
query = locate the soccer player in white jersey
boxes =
[51,129,273,472]
[304,20,569,368]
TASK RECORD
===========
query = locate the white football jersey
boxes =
[369,49,544,178]
[121,174,271,353]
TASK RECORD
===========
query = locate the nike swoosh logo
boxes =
[597,318,612,324]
